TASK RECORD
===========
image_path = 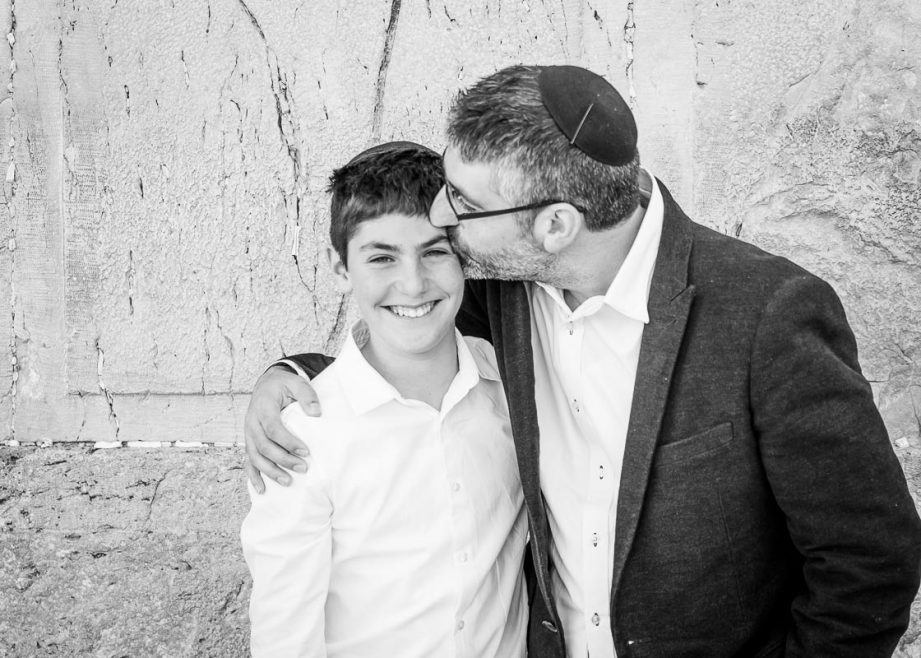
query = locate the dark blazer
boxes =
[292,181,921,657]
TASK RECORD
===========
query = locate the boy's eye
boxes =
[425,248,453,257]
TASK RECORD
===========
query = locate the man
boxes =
[244,65,921,657]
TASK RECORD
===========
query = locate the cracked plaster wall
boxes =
[0,0,919,655]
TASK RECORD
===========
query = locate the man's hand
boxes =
[244,366,321,493]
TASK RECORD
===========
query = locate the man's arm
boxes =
[243,354,337,491]
[751,274,921,656]
[240,409,333,656]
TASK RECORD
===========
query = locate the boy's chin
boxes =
[396,324,456,352]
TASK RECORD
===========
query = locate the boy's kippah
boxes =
[344,141,438,167]
[538,65,637,166]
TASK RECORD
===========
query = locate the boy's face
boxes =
[330,213,464,362]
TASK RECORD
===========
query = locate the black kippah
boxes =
[538,65,637,166]
[344,140,437,166]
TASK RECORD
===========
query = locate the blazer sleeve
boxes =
[282,353,336,379]
[749,273,921,657]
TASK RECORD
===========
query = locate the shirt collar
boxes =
[335,321,497,416]
[535,169,664,324]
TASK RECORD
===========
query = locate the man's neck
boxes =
[361,338,459,410]
[556,203,647,310]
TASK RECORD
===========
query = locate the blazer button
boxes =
[541,620,558,633]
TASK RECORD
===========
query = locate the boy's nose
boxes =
[428,187,458,228]
[396,259,428,295]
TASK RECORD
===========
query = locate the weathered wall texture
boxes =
[1,0,919,656]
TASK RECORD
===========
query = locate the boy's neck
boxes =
[360,335,460,411]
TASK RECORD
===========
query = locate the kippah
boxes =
[344,140,437,166]
[538,65,637,166]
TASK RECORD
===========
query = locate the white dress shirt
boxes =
[241,325,528,658]
[529,173,664,658]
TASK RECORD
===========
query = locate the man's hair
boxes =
[446,65,640,231]
[328,144,444,265]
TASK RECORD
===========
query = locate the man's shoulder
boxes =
[685,219,823,292]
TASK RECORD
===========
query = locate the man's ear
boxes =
[532,203,583,254]
[326,247,352,293]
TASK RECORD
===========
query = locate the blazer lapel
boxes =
[611,181,696,601]
[492,281,557,615]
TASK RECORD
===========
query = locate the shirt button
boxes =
[591,613,601,626]
[591,532,599,547]
[456,620,465,631]
[458,551,469,563]
[598,465,605,479]
[452,482,461,493]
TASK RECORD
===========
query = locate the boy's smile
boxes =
[387,301,438,318]
[331,212,464,369]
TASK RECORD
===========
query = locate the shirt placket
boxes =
[440,414,475,658]
[559,314,617,658]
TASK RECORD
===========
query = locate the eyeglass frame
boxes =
[440,150,586,221]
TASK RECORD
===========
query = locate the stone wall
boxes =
[1,0,919,655]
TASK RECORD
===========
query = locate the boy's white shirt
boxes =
[241,322,528,658]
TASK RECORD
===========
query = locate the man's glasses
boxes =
[441,151,586,221]
[444,183,585,221]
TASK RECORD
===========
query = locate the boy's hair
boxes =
[328,142,445,265]
[446,65,640,232]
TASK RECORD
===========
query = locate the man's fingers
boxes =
[257,427,309,474]
[289,377,322,417]
[244,459,267,494]
[247,447,296,487]
[264,416,311,460]
[242,366,317,486]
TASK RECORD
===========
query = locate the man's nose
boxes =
[428,187,458,228]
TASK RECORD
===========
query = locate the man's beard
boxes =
[449,227,558,282]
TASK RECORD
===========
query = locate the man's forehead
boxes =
[442,147,507,197]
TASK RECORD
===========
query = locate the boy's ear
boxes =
[532,203,583,254]
[326,247,352,293]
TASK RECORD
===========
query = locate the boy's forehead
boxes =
[350,212,447,246]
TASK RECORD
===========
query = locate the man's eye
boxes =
[450,186,477,213]
[425,248,453,257]
[368,255,394,264]
[456,195,477,213]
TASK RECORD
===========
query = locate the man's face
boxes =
[334,213,464,363]
[429,147,555,281]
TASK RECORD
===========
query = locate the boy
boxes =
[240,142,528,657]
